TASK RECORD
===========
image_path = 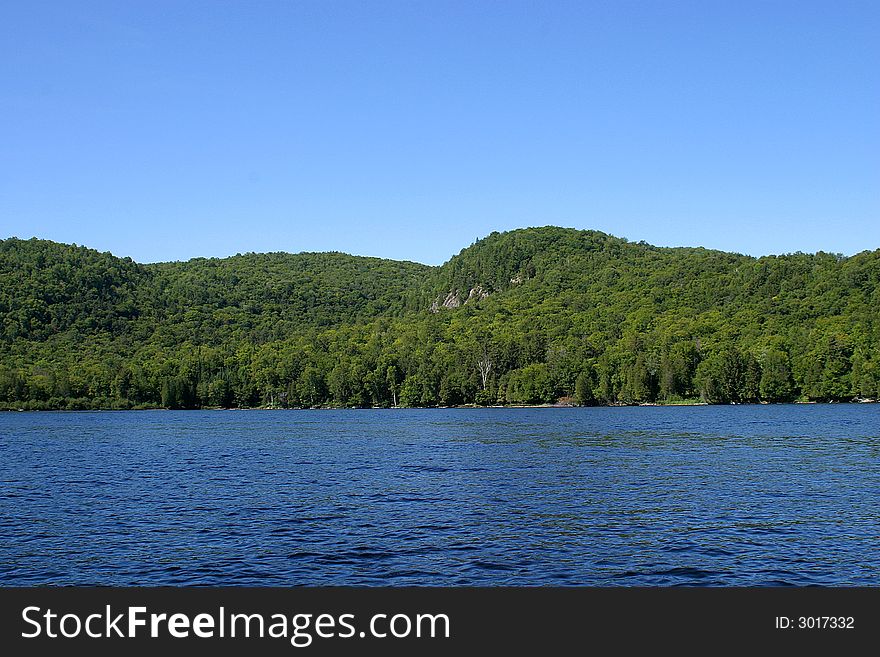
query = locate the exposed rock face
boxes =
[445,292,463,307]
[429,286,489,313]
[429,291,460,313]
[467,285,489,302]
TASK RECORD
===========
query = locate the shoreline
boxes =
[2,399,876,412]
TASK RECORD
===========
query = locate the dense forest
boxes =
[2,227,879,410]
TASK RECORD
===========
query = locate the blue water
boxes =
[1,405,878,586]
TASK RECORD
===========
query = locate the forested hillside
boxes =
[2,227,879,409]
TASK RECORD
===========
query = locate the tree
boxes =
[386,365,399,407]
[297,366,325,407]
[759,349,795,402]
[575,371,596,406]
[696,349,745,404]
[477,351,493,390]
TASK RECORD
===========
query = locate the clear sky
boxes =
[1,1,878,265]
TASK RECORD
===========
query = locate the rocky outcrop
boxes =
[429,291,461,313]
[467,285,489,302]
[429,286,490,313]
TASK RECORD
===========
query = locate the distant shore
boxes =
[2,399,876,412]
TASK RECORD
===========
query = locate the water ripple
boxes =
[1,405,879,586]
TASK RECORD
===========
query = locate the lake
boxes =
[0,405,878,586]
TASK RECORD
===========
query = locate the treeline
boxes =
[1,228,879,410]
[1,314,877,411]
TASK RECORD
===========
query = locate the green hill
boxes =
[1,227,879,409]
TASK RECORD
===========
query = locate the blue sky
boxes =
[1,1,878,264]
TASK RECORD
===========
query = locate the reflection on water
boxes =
[1,405,878,586]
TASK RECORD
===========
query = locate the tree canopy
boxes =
[2,227,879,410]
